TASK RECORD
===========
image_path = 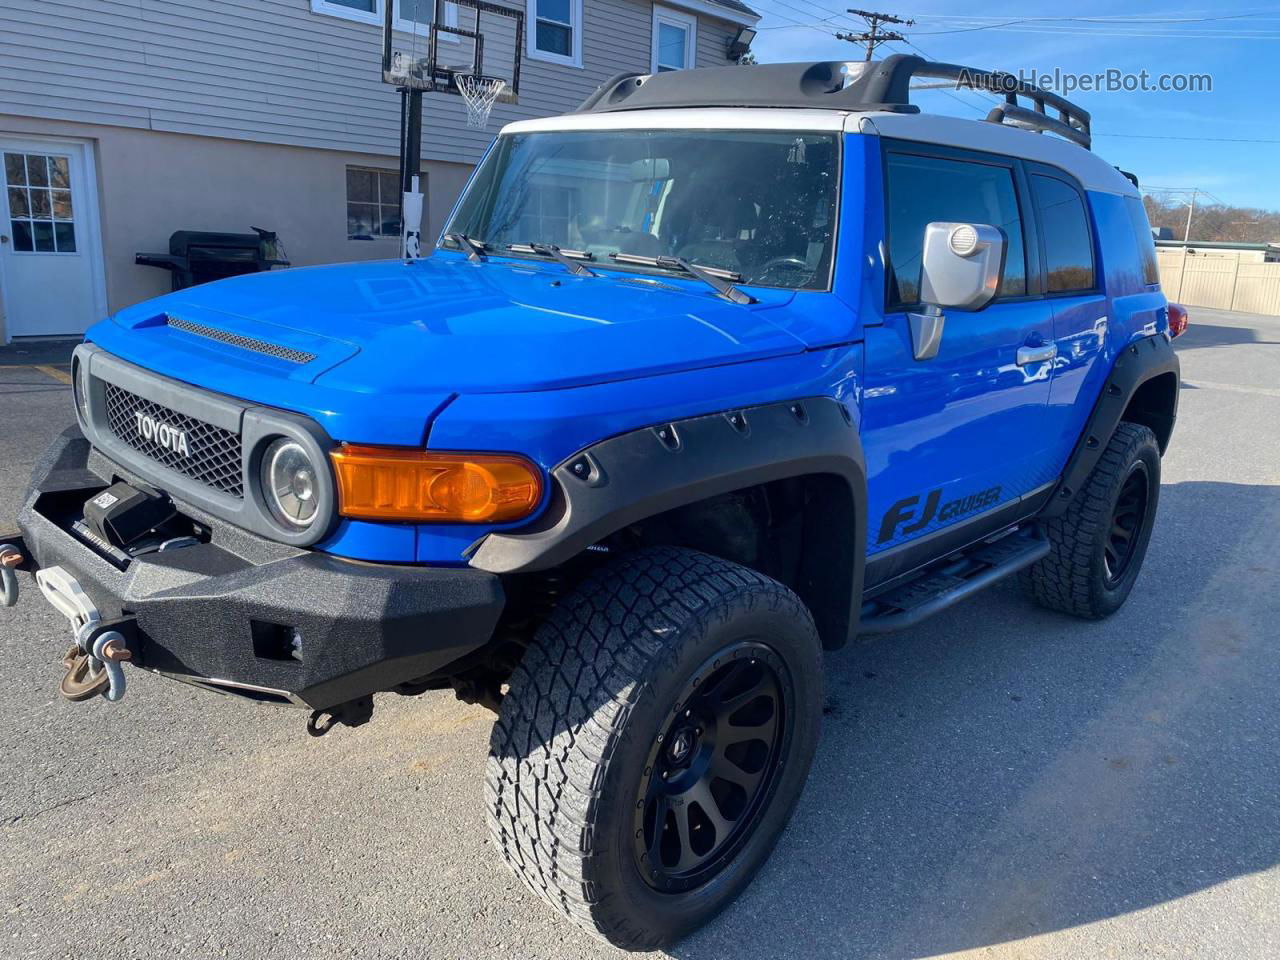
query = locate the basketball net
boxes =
[457,75,506,129]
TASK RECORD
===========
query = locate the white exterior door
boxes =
[1,137,106,339]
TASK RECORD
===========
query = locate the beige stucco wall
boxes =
[0,115,473,340]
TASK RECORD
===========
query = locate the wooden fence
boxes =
[1157,251,1280,316]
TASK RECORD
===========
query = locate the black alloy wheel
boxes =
[633,641,790,893]
[1103,460,1151,586]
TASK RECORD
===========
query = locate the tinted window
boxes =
[885,152,1027,306]
[1033,174,1095,292]
[1124,196,1161,286]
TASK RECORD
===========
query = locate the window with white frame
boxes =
[527,0,582,68]
[311,0,456,34]
[347,166,424,241]
[652,6,696,72]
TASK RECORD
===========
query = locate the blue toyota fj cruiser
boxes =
[3,58,1184,949]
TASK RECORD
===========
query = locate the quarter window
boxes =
[528,0,582,66]
[652,7,697,72]
[347,166,419,240]
[885,152,1027,306]
[1124,196,1161,286]
[1033,174,1096,293]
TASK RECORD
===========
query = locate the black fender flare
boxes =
[1042,333,1180,520]
[467,397,868,646]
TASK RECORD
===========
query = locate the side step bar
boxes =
[859,528,1050,635]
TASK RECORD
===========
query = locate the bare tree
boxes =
[1143,194,1280,245]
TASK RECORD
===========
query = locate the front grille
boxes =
[165,314,316,365]
[102,381,244,497]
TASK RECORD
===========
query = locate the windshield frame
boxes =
[439,126,844,295]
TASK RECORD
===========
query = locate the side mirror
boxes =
[909,222,1007,360]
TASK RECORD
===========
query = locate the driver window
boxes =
[885,151,1027,307]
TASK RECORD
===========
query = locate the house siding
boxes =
[2,0,744,165]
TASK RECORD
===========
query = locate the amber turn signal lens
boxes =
[331,445,542,523]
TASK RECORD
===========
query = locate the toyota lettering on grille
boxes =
[135,411,191,457]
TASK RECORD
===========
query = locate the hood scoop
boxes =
[164,313,318,365]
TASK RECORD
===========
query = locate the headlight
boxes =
[261,438,321,529]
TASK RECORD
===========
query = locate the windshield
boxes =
[444,129,839,291]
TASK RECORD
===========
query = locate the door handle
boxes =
[0,235,9,245]
[1016,342,1057,366]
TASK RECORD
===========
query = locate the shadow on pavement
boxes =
[675,479,1280,959]
[1175,320,1279,350]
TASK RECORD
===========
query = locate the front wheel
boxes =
[1024,421,1161,619]
[485,547,823,950]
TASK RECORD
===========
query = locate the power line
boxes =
[753,1,1280,38]
[894,36,991,116]
[906,25,1280,39]
[1096,133,1280,144]
[751,0,852,35]
[897,11,1279,24]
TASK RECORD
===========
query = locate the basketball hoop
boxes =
[457,75,506,129]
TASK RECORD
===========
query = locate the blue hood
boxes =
[90,255,812,444]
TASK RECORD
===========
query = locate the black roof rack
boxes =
[577,54,1092,151]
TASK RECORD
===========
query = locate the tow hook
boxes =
[306,696,375,737]
[0,543,23,608]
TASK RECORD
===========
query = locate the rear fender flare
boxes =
[1042,333,1180,519]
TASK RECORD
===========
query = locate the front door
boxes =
[0,137,104,339]
[862,142,1058,575]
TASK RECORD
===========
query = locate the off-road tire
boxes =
[1023,421,1161,618]
[485,547,823,951]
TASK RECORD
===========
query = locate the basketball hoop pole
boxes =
[382,0,523,259]
[400,87,424,261]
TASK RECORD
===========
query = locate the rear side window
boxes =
[885,152,1027,306]
[1124,196,1161,285]
[1032,174,1095,293]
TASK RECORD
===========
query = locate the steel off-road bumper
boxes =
[13,428,506,711]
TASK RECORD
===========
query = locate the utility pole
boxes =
[836,9,915,61]
[1184,188,1197,242]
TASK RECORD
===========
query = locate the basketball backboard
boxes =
[382,0,522,105]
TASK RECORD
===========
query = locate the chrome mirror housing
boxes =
[909,222,1007,361]
[919,221,1006,312]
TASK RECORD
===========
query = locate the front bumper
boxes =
[15,428,506,711]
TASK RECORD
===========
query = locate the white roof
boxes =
[500,107,1137,198]
[854,113,1137,197]
[503,109,848,134]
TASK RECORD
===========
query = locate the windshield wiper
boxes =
[445,233,488,262]
[509,242,597,277]
[608,254,755,305]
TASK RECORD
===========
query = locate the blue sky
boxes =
[748,2,1280,210]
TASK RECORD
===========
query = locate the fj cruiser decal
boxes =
[877,485,1004,544]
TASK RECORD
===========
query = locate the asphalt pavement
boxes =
[1,307,1277,959]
